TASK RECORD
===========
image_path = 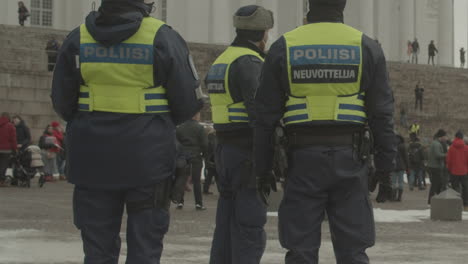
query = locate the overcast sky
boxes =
[454,0,467,64]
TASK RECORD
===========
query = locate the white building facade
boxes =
[0,0,462,66]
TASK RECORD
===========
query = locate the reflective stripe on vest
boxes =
[78,17,169,114]
[283,23,366,126]
[206,46,264,124]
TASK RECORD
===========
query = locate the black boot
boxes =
[397,189,403,202]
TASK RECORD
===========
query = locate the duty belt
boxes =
[288,133,354,147]
[217,131,253,150]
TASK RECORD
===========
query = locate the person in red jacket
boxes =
[446,131,468,208]
[39,124,60,181]
[0,113,17,186]
[51,121,66,180]
[465,137,468,210]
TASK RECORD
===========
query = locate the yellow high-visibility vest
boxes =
[78,17,169,114]
[283,22,366,126]
[206,46,264,125]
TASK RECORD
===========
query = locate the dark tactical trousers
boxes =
[73,178,171,264]
[0,153,11,181]
[204,167,217,193]
[450,175,468,206]
[279,146,375,264]
[209,143,267,264]
[171,164,190,204]
[189,156,204,205]
[428,167,444,204]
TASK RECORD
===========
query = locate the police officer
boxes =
[254,0,396,263]
[51,0,203,263]
[206,5,274,264]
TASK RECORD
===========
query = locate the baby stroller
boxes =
[10,145,46,188]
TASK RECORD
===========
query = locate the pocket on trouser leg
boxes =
[72,187,83,229]
[126,178,173,214]
[155,177,173,211]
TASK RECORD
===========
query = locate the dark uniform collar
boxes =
[231,37,266,58]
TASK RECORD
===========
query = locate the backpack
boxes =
[408,142,423,165]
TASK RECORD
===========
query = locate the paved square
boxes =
[0,182,467,264]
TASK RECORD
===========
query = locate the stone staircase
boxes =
[389,62,468,142]
[1,24,466,143]
[0,25,68,140]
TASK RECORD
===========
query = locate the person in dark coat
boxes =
[18,1,29,26]
[414,82,424,111]
[427,129,448,204]
[400,106,408,128]
[411,38,420,64]
[175,112,208,210]
[428,40,438,66]
[408,133,426,190]
[171,139,191,206]
[391,135,409,201]
[203,128,217,195]
[51,0,203,262]
[12,115,31,150]
[0,113,17,186]
[206,5,274,263]
[254,0,396,262]
[45,39,60,72]
[460,47,466,68]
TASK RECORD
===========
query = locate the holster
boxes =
[357,126,374,162]
[126,177,173,214]
[155,177,172,210]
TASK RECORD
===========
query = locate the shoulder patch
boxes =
[188,54,199,81]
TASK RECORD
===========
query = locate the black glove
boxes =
[375,171,392,203]
[257,170,277,206]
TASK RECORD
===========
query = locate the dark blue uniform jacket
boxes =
[254,21,396,177]
[51,11,203,189]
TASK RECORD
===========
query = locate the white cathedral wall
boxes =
[0,0,458,66]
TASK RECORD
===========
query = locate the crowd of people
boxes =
[406,38,467,68]
[391,128,468,210]
[0,112,66,187]
[407,38,439,66]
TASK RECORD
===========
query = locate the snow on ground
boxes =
[267,209,468,222]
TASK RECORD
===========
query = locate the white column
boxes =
[438,0,454,66]
[0,0,10,25]
[399,0,414,62]
[343,0,360,30]
[166,0,188,38]
[210,0,232,44]
[186,0,210,43]
[375,0,392,58]
[262,0,279,47]
[277,0,300,36]
[359,0,374,37]
[53,0,66,30]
